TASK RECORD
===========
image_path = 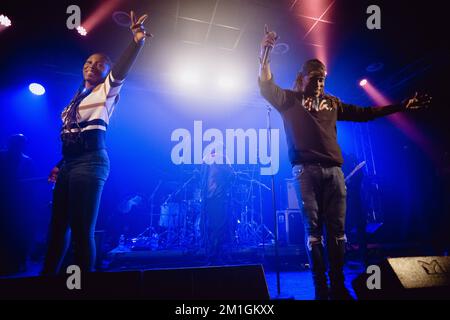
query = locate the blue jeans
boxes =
[42,149,109,275]
[292,164,348,294]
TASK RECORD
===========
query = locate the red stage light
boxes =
[0,14,12,27]
[83,0,122,33]
[360,80,438,164]
[291,0,336,67]
[76,26,87,36]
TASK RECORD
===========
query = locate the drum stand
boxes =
[149,180,162,232]
[236,204,260,246]
[139,180,162,236]
[234,167,258,246]
[256,179,275,245]
[160,173,198,249]
[131,181,162,250]
[235,168,273,247]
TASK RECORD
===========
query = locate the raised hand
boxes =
[402,92,432,110]
[261,24,279,49]
[260,24,279,65]
[130,10,152,44]
[48,166,59,183]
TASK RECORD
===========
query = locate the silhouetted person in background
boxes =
[201,151,234,265]
[0,134,34,275]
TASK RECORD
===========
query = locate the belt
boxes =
[61,129,106,156]
[296,162,339,168]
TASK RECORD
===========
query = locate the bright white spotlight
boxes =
[177,68,201,87]
[217,75,236,92]
[29,83,46,96]
[77,25,87,36]
[0,14,12,27]
[359,79,368,87]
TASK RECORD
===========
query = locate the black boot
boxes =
[308,243,329,300]
[328,238,353,300]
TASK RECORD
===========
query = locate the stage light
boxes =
[77,26,87,36]
[176,68,201,88]
[360,80,390,105]
[29,83,46,96]
[217,75,236,92]
[83,0,122,33]
[291,0,335,66]
[360,79,438,164]
[0,14,12,27]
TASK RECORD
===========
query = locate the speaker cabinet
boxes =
[0,264,269,300]
[277,210,304,245]
[352,256,450,300]
[0,271,142,299]
[142,264,269,300]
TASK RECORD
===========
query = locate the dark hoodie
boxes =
[259,75,403,166]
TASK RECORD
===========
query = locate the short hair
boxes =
[84,53,113,85]
[87,53,113,68]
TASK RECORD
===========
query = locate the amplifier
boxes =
[277,209,304,245]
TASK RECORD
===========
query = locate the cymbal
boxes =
[234,171,251,176]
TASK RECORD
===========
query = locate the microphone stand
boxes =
[266,105,281,296]
[266,105,294,300]
[260,29,292,299]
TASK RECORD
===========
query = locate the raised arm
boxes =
[111,11,151,81]
[258,25,292,112]
[259,25,277,82]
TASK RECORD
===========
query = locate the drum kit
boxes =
[117,165,275,251]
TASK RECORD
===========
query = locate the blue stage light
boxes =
[29,83,46,95]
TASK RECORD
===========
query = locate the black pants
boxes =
[203,196,230,262]
[293,164,347,291]
[42,149,109,275]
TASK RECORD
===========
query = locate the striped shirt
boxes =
[57,41,143,159]
[61,72,124,133]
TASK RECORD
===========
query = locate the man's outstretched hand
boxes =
[402,92,432,110]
